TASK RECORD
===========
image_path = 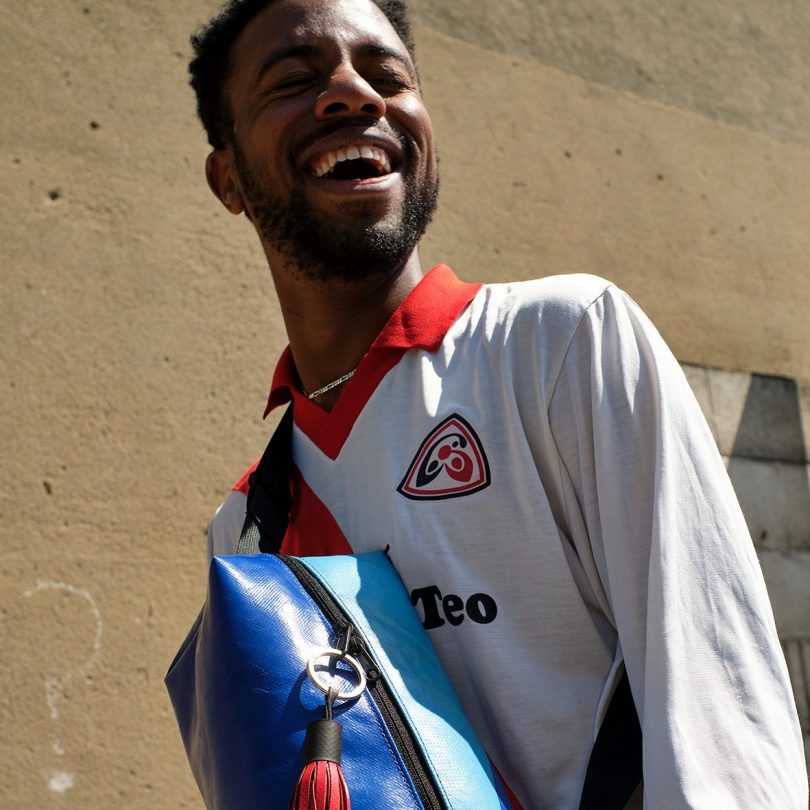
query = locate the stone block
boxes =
[732,374,808,463]
[804,734,810,773]
[800,380,810,463]
[783,640,810,733]
[680,364,718,443]
[726,457,810,550]
[705,368,750,457]
[682,365,810,464]
[758,551,810,639]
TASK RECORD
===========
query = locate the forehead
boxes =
[230,0,411,79]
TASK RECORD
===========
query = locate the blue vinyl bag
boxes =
[165,550,512,809]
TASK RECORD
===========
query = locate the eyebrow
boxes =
[253,44,319,88]
[359,43,412,69]
[252,42,414,89]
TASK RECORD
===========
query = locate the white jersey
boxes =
[209,266,808,809]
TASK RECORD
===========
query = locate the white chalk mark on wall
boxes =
[22,580,104,793]
[46,770,75,794]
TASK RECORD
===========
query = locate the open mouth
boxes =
[309,144,394,181]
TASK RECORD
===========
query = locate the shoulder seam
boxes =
[546,283,615,410]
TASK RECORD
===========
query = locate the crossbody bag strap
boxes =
[237,403,295,556]
[579,669,643,809]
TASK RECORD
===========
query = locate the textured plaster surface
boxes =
[2,0,809,806]
[409,0,810,149]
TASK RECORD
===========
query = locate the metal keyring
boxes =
[306,648,367,702]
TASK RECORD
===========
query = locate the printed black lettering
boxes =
[411,586,499,629]
[442,593,465,626]
[411,585,445,630]
[466,593,498,624]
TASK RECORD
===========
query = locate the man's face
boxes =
[222,0,439,282]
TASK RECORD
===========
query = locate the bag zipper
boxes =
[280,555,444,810]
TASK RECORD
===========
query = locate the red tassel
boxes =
[290,760,350,810]
[290,719,350,810]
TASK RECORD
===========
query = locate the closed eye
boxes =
[260,71,315,97]
[268,74,316,94]
[371,77,411,94]
[367,66,414,93]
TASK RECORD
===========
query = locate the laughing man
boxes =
[190,0,808,806]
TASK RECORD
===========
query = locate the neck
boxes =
[268,249,424,411]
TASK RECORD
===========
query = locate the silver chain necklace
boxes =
[302,368,357,400]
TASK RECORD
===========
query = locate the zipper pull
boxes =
[337,625,379,685]
[347,638,380,685]
[355,654,379,685]
[335,624,354,657]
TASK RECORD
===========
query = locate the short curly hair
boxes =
[189,0,416,150]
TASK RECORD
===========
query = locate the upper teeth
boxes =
[311,144,392,178]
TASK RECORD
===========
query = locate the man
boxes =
[190,0,808,806]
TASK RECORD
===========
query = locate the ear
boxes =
[205,148,245,215]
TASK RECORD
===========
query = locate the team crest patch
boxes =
[397,414,491,500]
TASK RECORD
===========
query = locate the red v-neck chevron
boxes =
[262,265,481,459]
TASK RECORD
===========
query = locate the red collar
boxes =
[263,265,481,458]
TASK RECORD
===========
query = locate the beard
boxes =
[232,131,439,283]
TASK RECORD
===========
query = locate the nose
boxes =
[315,65,386,121]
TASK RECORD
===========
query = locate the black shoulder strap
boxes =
[579,669,643,809]
[236,404,295,556]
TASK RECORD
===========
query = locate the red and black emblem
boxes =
[398,414,491,500]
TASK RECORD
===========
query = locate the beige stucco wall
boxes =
[2,1,808,806]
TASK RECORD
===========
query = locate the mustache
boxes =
[290,117,407,162]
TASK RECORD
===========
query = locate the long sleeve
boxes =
[548,285,808,808]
